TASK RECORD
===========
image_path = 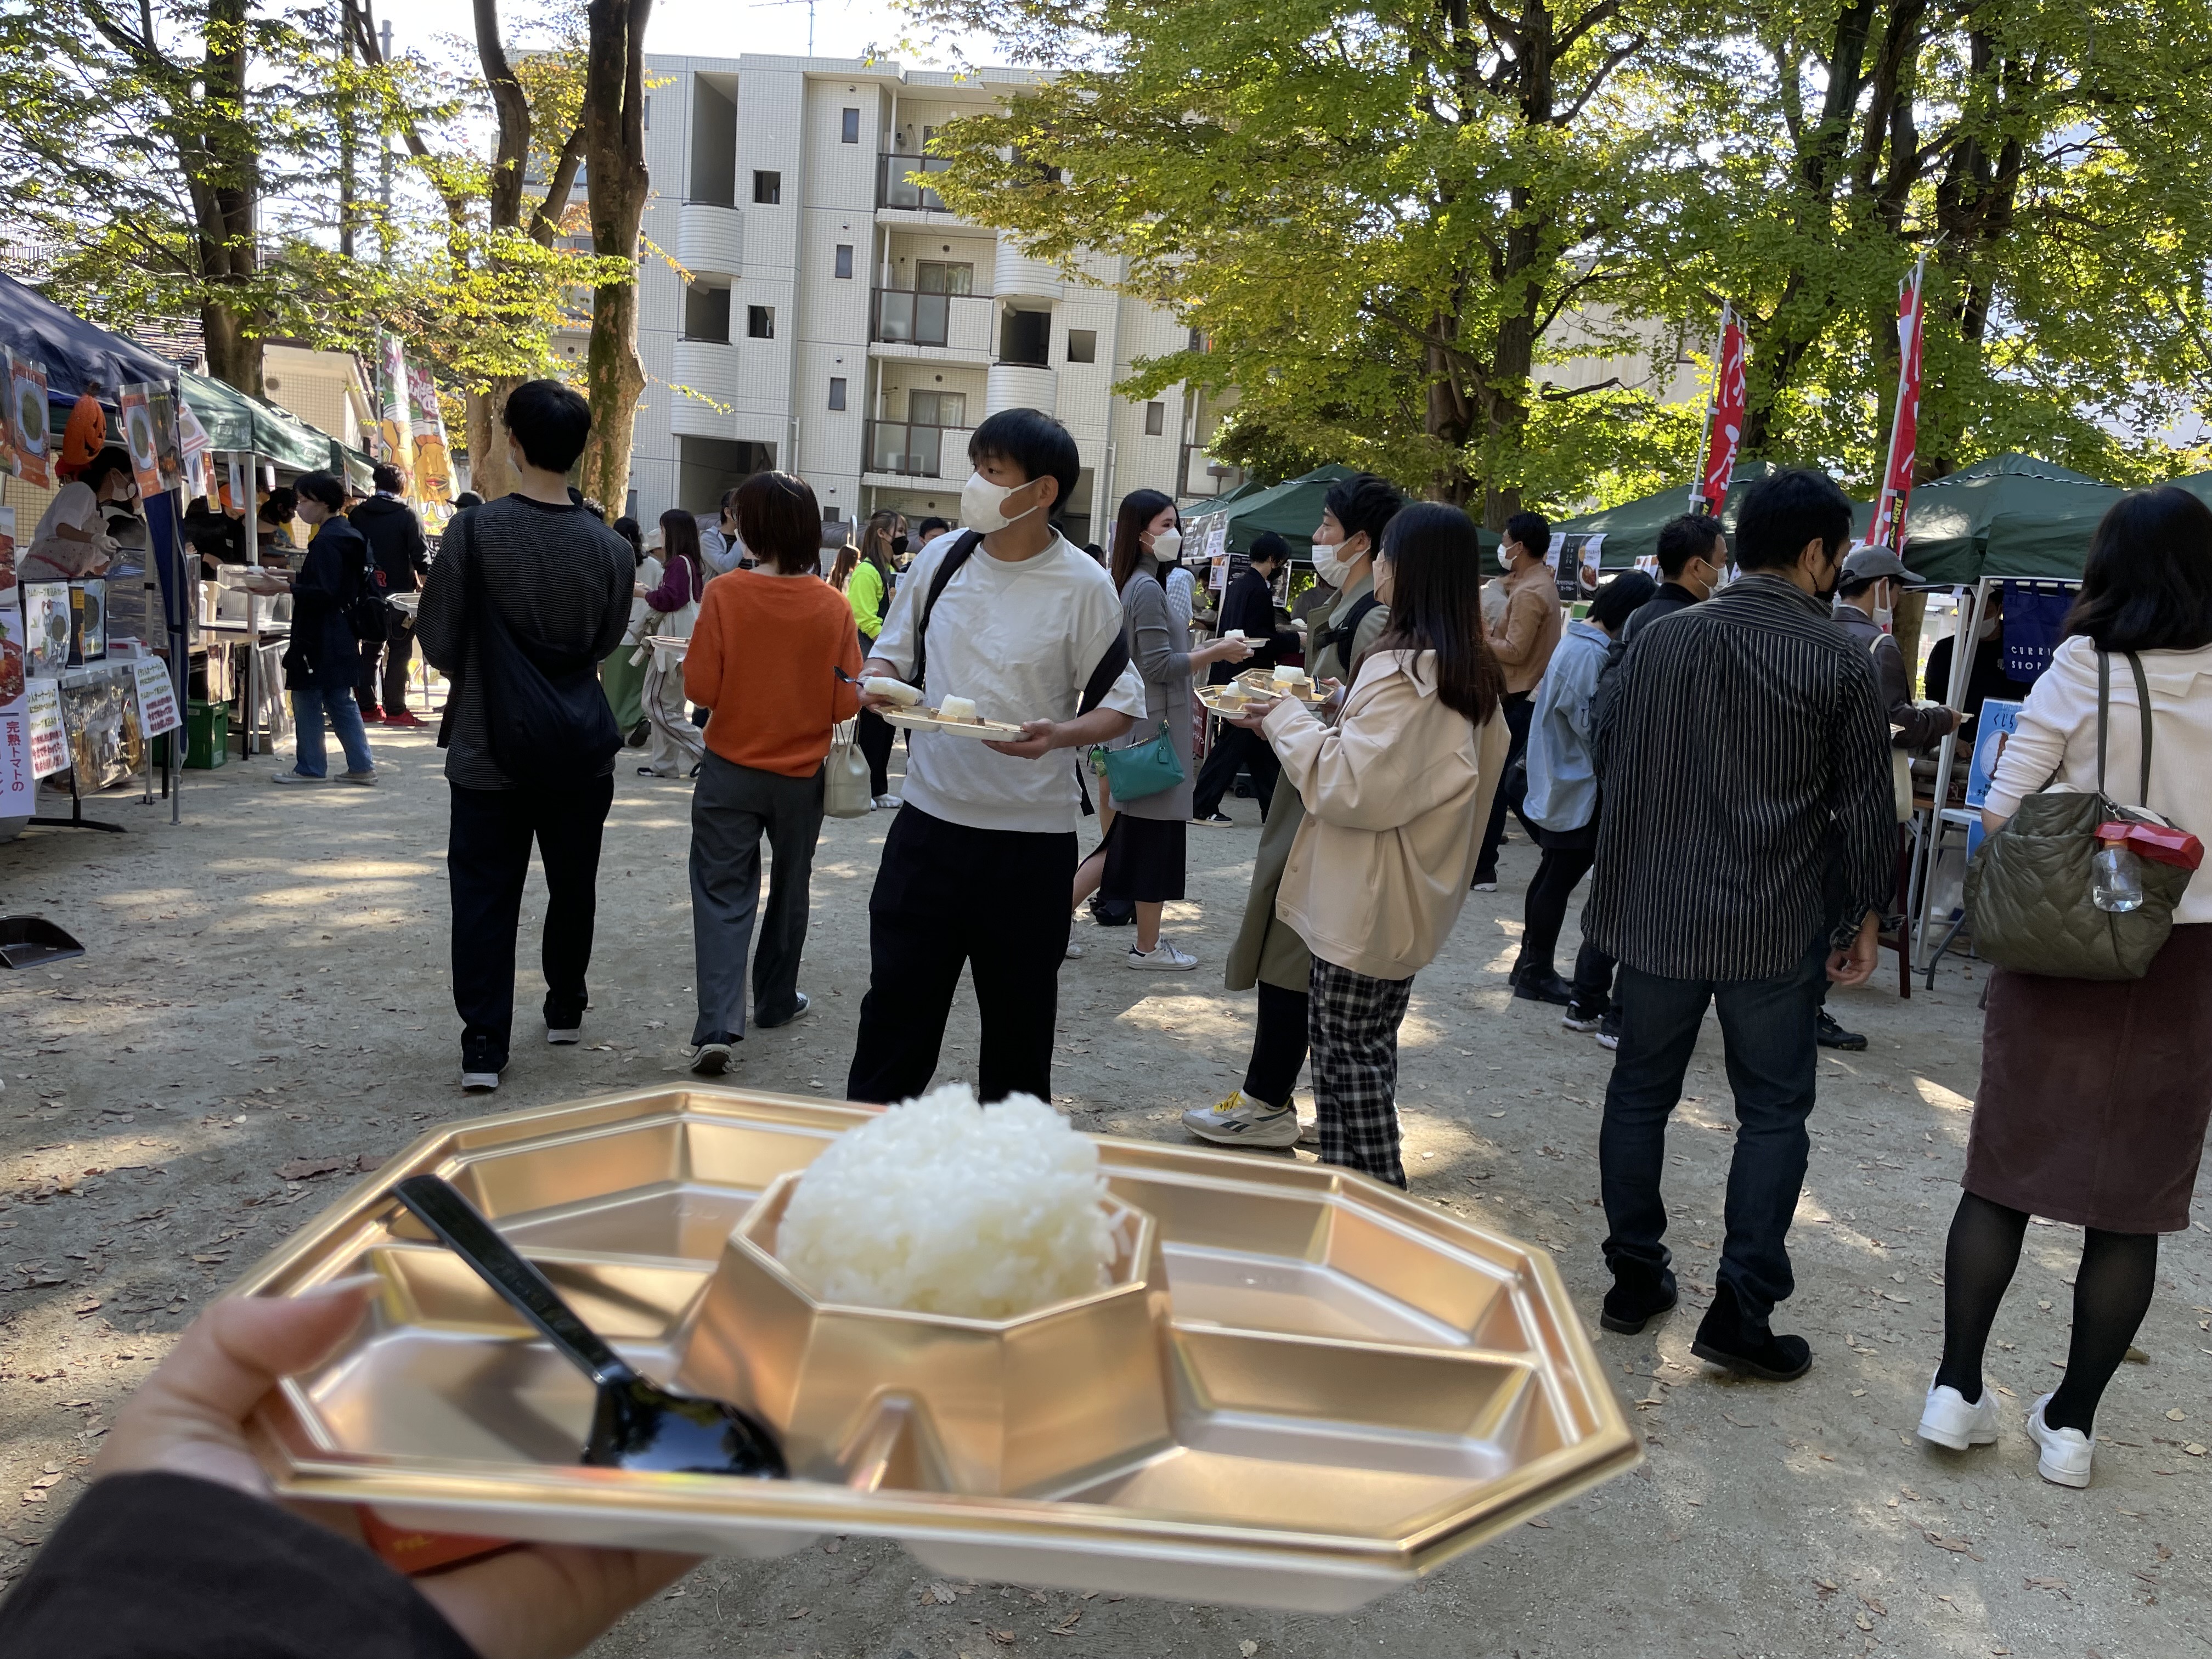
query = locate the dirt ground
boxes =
[1,718,2207,1659]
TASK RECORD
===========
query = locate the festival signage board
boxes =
[21,582,68,678]
[1695,308,1748,516]
[119,383,165,499]
[0,596,27,812]
[1963,697,2025,861]
[1863,255,1928,552]
[133,655,181,738]
[5,347,51,487]
[24,678,65,777]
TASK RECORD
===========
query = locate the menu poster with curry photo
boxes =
[22,582,68,679]
[146,385,186,492]
[119,382,165,499]
[4,346,51,488]
[0,599,27,814]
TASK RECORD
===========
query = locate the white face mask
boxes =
[1976,613,1999,640]
[1872,581,1894,631]
[1311,540,1351,588]
[1497,546,1515,572]
[1150,527,1182,564]
[959,471,1043,534]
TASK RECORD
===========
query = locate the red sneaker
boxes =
[358,705,385,724]
[383,709,428,729]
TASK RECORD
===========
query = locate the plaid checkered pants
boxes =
[1308,955,1415,1188]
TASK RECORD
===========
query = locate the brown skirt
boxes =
[1965,922,2212,1233]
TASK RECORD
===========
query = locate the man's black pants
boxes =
[448,776,614,1071]
[356,612,414,714]
[1191,722,1280,819]
[847,804,1076,1105]
[1472,690,1537,883]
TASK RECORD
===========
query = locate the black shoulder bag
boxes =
[455,514,622,784]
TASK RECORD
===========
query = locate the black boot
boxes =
[1600,1267,1679,1335]
[1691,1282,1812,1381]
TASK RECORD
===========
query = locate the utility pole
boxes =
[378,17,395,262]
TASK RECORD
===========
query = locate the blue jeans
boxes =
[291,685,374,777]
[1599,934,1830,1331]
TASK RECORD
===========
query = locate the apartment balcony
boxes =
[869,287,995,360]
[862,419,974,483]
[992,240,1062,303]
[876,152,958,217]
[986,361,1056,416]
[675,201,745,279]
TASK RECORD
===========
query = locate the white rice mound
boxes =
[776,1084,1113,1319]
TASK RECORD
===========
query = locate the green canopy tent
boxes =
[179,370,336,476]
[328,438,377,494]
[1902,453,2121,584]
[1183,464,1358,560]
[1553,462,1872,569]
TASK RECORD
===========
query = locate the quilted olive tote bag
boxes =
[1964,651,2192,981]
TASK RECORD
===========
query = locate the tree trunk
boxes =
[198,0,264,396]
[579,0,652,510]
[465,381,523,500]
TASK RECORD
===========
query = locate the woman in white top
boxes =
[637,510,706,777]
[1920,486,2212,1488]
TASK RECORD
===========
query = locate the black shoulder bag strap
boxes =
[2094,650,2155,808]
[908,529,985,692]
[435,514,476,750]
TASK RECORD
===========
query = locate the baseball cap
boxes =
[1839,546,1927,585]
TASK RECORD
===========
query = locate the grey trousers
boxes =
[690,751,825,1045]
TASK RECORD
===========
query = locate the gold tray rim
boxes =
[235,1086,1640,1582]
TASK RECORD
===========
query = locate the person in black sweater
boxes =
[271,472,378,786]
[1922,585,2036,714]
[349,462,432,726]
[1188,533,1296,824]
[0,1285,689,1658]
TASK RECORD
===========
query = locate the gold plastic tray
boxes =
[1234,667,1328,703]
[238,1088,1636,1611]
[881,707,1029,740]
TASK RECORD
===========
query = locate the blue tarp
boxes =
[0,271,179,398]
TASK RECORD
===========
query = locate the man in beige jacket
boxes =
[1473,510,1565,890]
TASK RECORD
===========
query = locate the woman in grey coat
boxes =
[1073,489,1251,968]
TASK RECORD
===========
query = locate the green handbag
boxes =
[1964,651,2192,981]
[1099,720,1185,803]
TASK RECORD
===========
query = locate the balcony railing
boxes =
[870,286,992,349]
[864,419,973,479]
[878,153,953,212]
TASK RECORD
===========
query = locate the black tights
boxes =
[1935,1191,2159,1435]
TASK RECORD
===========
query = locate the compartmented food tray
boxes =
[240,1088,1637,1611]
[1234,668,1327,703]
[880,708,1028,740]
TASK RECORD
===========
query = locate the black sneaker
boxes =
[755,992,811,1030]
[690,1035,738,1075]
[1595,1012,1622,1050]
[1815,1011,1867,1051]
[1561,1000,1605,1032]
[1691,1283,1812,1381]
[1191,811,1234,827]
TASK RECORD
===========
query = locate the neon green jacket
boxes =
[846,558,887,640]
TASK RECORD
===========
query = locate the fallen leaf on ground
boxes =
[276,1156,346,1181]
[1242,1644,1259,1657]
[1925,1532,1984,1561]
[987,1630,1016,1647]
[1525,1517,1550,1528]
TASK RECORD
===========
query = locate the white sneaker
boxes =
[1472,879,1498,893]
[1065,939,1083,959]
[460,1069,500,1092]
[271,769,325,785]
[1297,1113,1320,1147]
[2025,1393,2093,1488]
[546,1026,581,1045]
[872,793,902,810]
[340,768,379,786]
[1917,1377,2000,1451]
[1182,1090,1300,1148]
[1127,939,1199,971]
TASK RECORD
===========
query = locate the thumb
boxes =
[97,1284,371,1496]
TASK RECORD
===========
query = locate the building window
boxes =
[915,261,973,295]
[834,244,854,279]
[748,304,775,339]
[1066,329,1097,364]
[683,283,731,342]
[1144,400,1165,436]
[642,95,651,130]
[841,108,860,144]
[828,376,847,411]
[753,170,781,205]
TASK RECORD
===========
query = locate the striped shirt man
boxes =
[1585,572,1894,980]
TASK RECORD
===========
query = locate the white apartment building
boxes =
[625,54,1234,543]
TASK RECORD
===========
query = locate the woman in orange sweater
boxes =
[682,472,863,1075]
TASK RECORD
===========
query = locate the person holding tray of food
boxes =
[1215,504,1508,1186]
[1069,490,1254,968]
[1185,473,1404,1150]
[846,409,1148,1107]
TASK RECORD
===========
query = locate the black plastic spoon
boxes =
[388,1174,786,1479]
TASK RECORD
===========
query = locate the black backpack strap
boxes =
[908,529,985,691]
[1312,590,1383,675]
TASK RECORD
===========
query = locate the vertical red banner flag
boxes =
[1864,252,1928,551]
[1691,306,1748,516]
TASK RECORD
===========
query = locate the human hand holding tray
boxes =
[238,1087,1638,1611]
